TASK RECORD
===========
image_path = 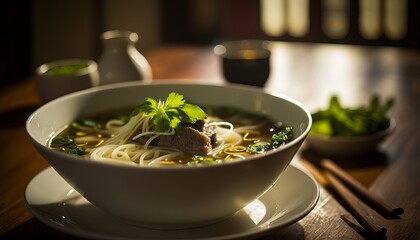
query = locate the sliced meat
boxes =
[184,119,206,132]
[157,126,213,154]
[201,123,217,146]
[184,120,217,145]
[132,120,217,155]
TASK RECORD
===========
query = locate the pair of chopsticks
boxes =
[301,158,404,239]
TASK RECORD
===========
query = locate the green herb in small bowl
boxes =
[46,63,89,76]
[306,95,395,156]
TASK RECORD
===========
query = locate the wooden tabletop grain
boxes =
[1,42,419,239]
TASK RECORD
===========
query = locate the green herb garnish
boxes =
[188,155,224,165]
[311,95,394,136]
[46,63,88,76]
[50,135,86,155]
[246,127,293,154]
[131,92,207,132]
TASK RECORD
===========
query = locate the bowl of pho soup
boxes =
[26,82,312,227]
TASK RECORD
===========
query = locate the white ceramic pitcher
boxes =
[97,30,152,85]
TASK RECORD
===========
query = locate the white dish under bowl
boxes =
[25,164,319,239]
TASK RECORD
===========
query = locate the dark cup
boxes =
[214,40,271,87]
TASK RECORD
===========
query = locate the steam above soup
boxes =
[49,92,293,166]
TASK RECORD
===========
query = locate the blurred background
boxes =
[2,0,419,88]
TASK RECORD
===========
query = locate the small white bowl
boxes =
[36,58,99,103]
[305,119,395,157]
[26,82,311,227]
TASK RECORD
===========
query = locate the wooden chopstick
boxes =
[324,171,387,238]
[320,159,404,218]
[300,158,404,238]
[299,159,329,187]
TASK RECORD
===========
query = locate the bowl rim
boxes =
[26,81,312,172]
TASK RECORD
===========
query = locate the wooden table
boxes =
[1,42,419,239]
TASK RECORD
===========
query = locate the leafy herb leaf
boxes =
[311,95,394,136]
[50,135,86,155]
[246,127,293,154]
[131,92,207,132]
[188,155,223,165]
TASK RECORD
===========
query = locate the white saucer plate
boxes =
[25,164,319,240]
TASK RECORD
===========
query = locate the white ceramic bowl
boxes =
[305,119,395,157]
[36,58,99,103]
[26,82,311,228]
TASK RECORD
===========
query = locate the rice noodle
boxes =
[86,111,273,166]
[106,119,125,130]
[89,112,186,166]
[90,143,184,166]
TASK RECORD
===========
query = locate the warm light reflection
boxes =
[260,0,286,36]
[265,42,403,111]
[261,0,407,41]
[322,0,349,39]
[287,0,309,37]
[260,0,309,37]
[243,199,267,225]
[312,45,362,98]
[66,188,75,197]
[359,0,381,40]
[384,0,407,40]
[265,43,293,91]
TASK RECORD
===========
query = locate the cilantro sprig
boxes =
[131,92,207,132]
